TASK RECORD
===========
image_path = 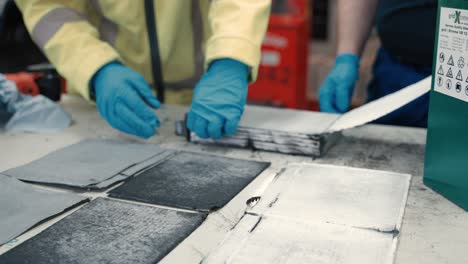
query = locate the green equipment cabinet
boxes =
[425,0,468,210]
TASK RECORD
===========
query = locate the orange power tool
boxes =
[4,64,66,101]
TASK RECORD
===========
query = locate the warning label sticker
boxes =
[447,67,453,78]
[448,55,455,66]
[438,65,445,75]
[456,70,463,80]
[434,7,468,102]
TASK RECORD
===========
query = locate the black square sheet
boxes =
[0,198,205,264]
[109,152,270,211]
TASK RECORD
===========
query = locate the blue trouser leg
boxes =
[367,48,432,128]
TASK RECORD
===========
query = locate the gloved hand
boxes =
[187,58,249,139]
[92,62,160,139]
[319,53,360,113]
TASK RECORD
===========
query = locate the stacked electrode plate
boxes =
[189,105,341,157]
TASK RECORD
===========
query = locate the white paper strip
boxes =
[327,76,432,133]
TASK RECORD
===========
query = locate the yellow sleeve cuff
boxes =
[43,21,120,101]
[205,37,261,82]
[71,49,120,101]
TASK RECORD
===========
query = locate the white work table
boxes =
[0,95,467,263]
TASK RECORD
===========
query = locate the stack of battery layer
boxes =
[189,106,341,157]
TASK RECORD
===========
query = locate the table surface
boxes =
[0,95,467,264]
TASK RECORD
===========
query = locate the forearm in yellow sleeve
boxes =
[15,0,120,100]
[205,0,271,82]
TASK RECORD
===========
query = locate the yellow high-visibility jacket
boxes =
[15,0,271,101]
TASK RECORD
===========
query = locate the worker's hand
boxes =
[92,62,161,139]
[187,58,249,139]
[319,53,360,113]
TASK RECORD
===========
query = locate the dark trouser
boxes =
[367,48,432,128]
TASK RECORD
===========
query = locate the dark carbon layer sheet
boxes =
[0,175,87,245]
[109,152,270,211]
[0,198,205,264]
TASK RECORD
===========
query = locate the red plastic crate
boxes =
[248,0,310,110]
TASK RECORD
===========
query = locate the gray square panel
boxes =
[2,139,167,189]
[0,175,87,245]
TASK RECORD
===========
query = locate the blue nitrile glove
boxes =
[91,62,161,139]
[319,53,360,113]
[187,58,249,139]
